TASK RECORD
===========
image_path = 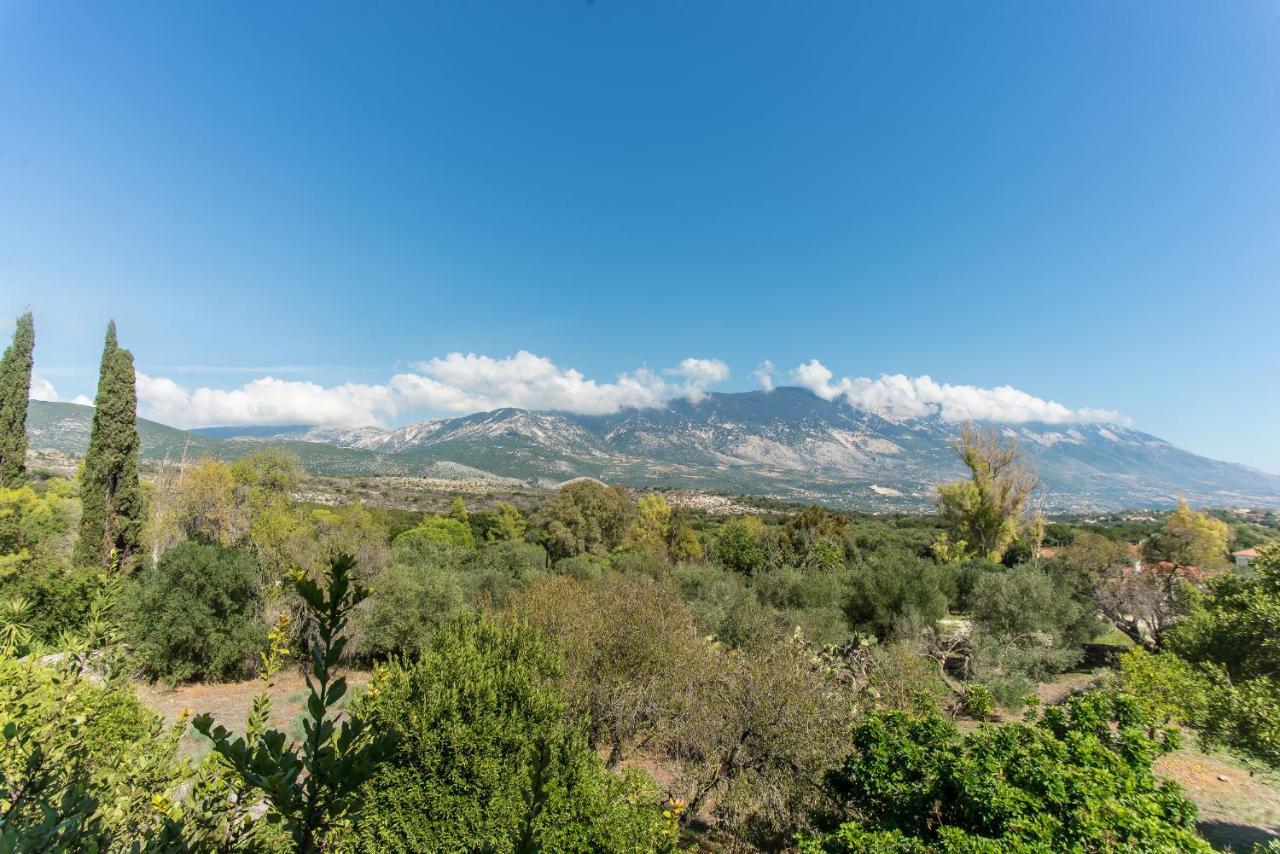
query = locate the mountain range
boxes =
[26,389,1280,512]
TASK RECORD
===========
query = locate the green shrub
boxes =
[356,562,466,660]
[124,541,265,682]
[393,515,474,552]
[862,642,945,715]
[712,516,769,574]
[935,558,1000,614]
[554,554,607,583]
[349,616,668,851]
[0,655,187,849]
[801,693,1209,852]
[670,561,749,636]
[0,564,100,645]
[457,541,548,606]
[609,549,665,577]
[971,564,1094,646]
[844,554,947,641]
[1162,545,1280,768]
[961,683,995,720]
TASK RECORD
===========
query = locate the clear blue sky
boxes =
[1,2,1278,470]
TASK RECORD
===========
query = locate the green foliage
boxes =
[662,639,854,847]
[349,615,668,851]
[625,492,705,564]
[394,514,475,551]
[0,311,34,489]
[1143,500,1231,569]
[356,560,465,661]
[447,495,469,524]
[936,558,1001,614]
[0,655,188,850]
[860,642,946,716]
[779,506,848,570]
[194,554,390,852]
[935,424,1037,563]
[971,564,1094,647]
[124,540,266,682]
[844,553,947,641]
[713,515,768,574]
[459,540,548,606]
[0,480,72,581]
[75,322,145,571]
[554,553,607,583]
[961,683,995,720]
[1163,544,1280,768]
[670,560,751,637]
[487,500,528,542]
[802,692,1210,852]
[533,480,636,560]
[1112,647,1211,731]
[512,573,703,768]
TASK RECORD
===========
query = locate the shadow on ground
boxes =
[1199,820,1279,852]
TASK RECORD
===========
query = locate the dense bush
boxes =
[553,553,607,583]
[349,616,669,851]
[393,514,474,552]
[532,480,636,560]
[844,553,947,641]
[459,540,548,605]
[124,541,265,682]
[1162,545,1280,768]
[713,516,769,574]
[802,692,1209,852]
[356,561,465,660]
[510,573,702,766]
[0,656,187,849]
[935,558,1001,614]
[670,561,750,636]
[971,563,1096,647]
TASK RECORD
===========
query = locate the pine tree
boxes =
[448,495,469,524]
[0,312,35,488]
[75,321,144,570]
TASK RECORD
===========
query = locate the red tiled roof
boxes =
[1232,548,1259,557]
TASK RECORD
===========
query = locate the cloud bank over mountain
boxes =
[131,352,1123,429]
[787,359,1126,425]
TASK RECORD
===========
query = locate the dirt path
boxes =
[1155,747,1280,851]
[135,668,371,754]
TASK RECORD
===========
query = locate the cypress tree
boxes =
[75,321,144,570]
[0,312,34,487]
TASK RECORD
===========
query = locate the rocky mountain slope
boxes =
[27,391,1280,511]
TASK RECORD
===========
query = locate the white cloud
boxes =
[128,351,1121,429]
[71,394,93,407]
[753,360,776,393]
[136,373,397,428]
[788,360,1124,425]
[666,358,730,403]
[402,351,676,415]
[135,351,732,427]
[29,373,59,402]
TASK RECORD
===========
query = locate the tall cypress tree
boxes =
[0,312,34,488]
[75,321,144,570]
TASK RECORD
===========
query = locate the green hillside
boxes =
[25,400,450,477]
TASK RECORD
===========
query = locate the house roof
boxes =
[1232,548,1259,557]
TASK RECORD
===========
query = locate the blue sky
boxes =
[1,2,1278,470]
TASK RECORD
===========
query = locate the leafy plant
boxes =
[124,540,266,682]
[803,692,1209,852]
[194,554,390,851]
